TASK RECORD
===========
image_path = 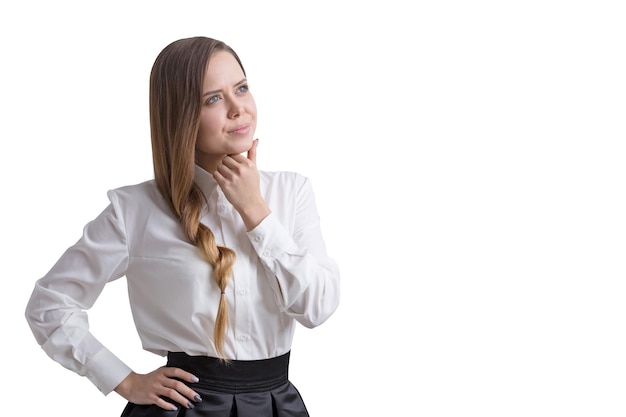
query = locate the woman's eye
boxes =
[205,95,220,105]
[237,84,249,94]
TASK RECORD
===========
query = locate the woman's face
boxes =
[196,50,257,171]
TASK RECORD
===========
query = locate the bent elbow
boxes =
[298,293,340,329]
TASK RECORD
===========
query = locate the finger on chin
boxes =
[247,138,259,162]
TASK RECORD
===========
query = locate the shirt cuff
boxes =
[85,347,133,395]
[246,213,297,258]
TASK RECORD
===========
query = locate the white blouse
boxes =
[25,165,340,395]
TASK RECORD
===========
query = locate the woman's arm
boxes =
[248,176,341,328]
[24,198,132,394]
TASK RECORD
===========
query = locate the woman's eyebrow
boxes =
[202,78,247,97]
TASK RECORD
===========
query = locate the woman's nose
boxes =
[228,100,244,119]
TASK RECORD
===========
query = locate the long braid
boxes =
[181,185,236,358]
[169,172,236,358]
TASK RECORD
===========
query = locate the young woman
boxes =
[25,36,340,417]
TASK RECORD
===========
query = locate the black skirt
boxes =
[120,351,309,417]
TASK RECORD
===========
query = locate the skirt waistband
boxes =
[166,351,290,394]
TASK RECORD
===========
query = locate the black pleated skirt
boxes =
[120,351,309,417]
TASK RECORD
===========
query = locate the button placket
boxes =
[215,191,229,216]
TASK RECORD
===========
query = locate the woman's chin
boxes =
[229,137,254,155]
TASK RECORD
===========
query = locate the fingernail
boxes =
[170,405,178,411]
[194,394,203,402]
[191,375,199,383]
[188,402,195,409]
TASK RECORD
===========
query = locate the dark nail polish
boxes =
[188,402,195,409]
[194,394,203,403]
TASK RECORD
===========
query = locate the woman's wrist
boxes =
[239,201,271,231]
[114,371,136,399]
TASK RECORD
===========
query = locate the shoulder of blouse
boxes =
[104,179,174,226]
[105,179,167,210]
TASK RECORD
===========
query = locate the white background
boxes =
[2,1,625,416]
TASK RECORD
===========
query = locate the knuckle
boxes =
[165,387,178,398]
[172,379,185,390]
[170,367,185,377]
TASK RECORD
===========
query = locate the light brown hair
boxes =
[149,36,246,358]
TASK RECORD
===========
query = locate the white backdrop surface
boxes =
[2,1,625,416]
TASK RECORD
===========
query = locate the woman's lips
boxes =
[228,124,250,135]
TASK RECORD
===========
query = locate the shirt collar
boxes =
[194,164,219,201]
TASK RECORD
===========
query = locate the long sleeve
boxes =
[247,176,340,328]
[25,192,132,395]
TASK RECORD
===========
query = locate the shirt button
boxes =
[254,235,262,242]
[238,288,247,296]
[218,205,226,214]
[238,334,249,341]
[262,250,271,257]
